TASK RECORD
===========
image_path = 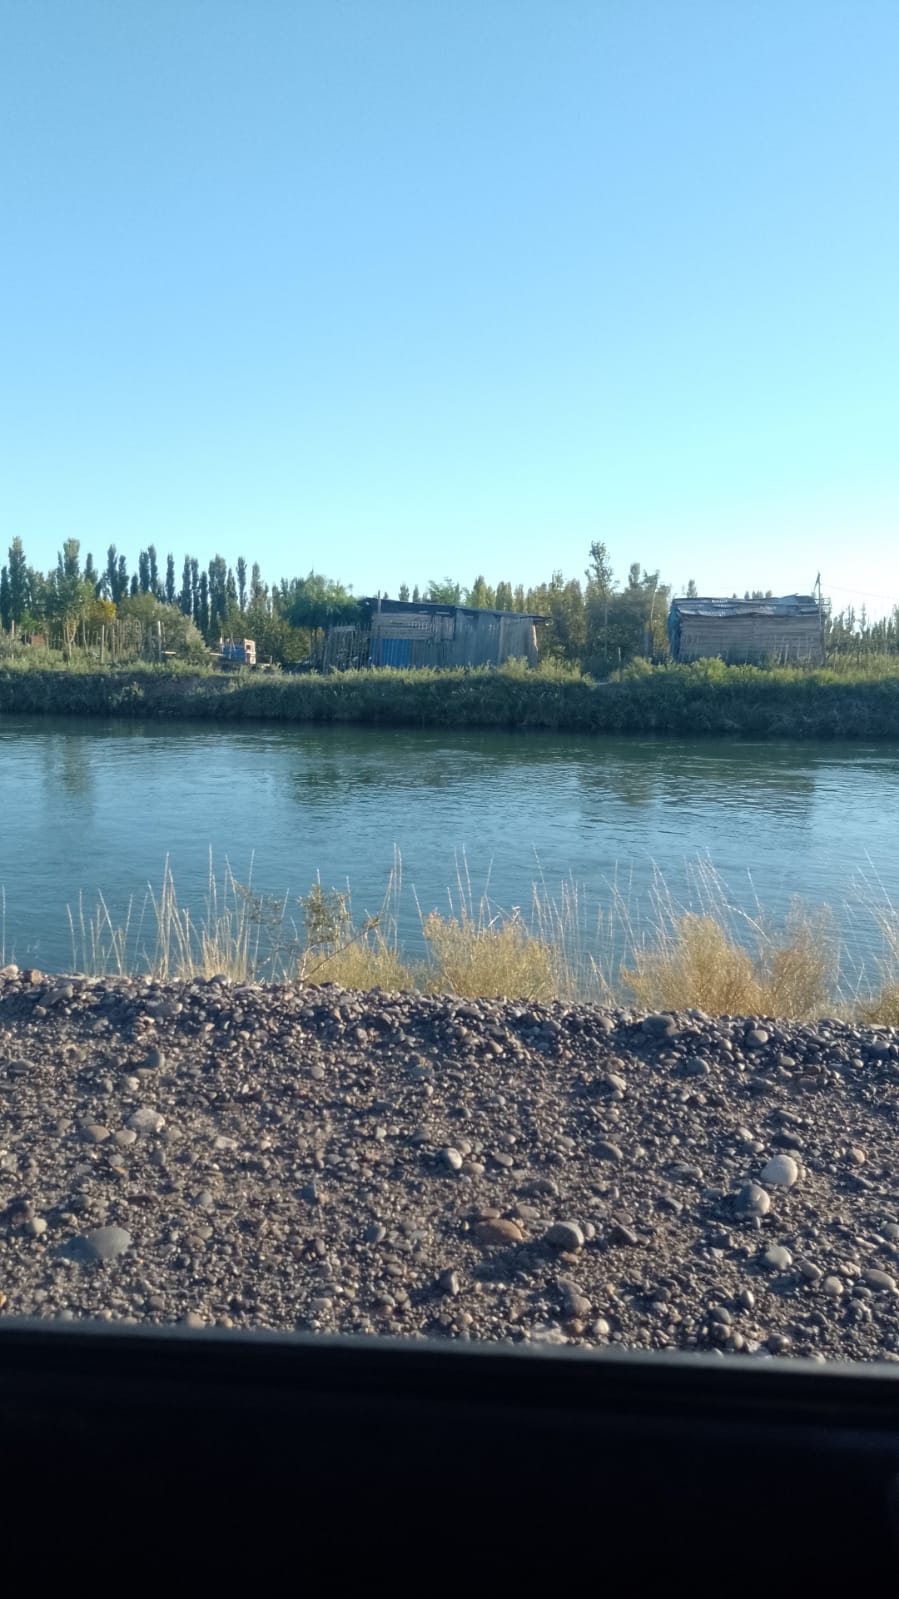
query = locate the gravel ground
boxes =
[1,964,899,1360]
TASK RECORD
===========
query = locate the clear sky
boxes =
[2,0,897,614]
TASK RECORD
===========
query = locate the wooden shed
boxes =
[322,598,545,670]
[668,594,824,665]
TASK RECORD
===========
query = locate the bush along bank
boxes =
[1,660,899,737]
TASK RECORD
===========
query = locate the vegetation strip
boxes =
[3,659,899,737]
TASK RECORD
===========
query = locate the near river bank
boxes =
[2,661,899,736]
[1,967,898,1361]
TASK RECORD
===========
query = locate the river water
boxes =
[1,716,897,987]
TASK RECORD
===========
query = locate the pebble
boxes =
[474,1218,524,1246]
[822,1276,844,1297]
[80,1124,112,1144]
[77,1225,133,1263]
[556,1277,591,1318]
[762,1244,793,1271]
[127,1107,166,1135]
[760,1153,799,1189]
[734,1182,771,1217]
[862,1269,897,1294]
[595,1140,624,1163]
[642,1014,677,1038]
[545,1221,585,1251]
[440,1147,464,1172]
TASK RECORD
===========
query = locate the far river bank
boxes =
[2,663,899,738]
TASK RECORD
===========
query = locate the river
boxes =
[1,716,897,989]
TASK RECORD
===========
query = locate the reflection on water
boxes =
[0,715,897,979]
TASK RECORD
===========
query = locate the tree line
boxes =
[1,535,896,669]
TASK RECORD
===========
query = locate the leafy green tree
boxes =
[465,575,496,609]
[411,585,421,603]
[236,556,247,612]
[138,550,151,594]
[426,577,462,604]
[283,571,357,631]
[208,555,229,632]
[165,553,176,605]
[0,566,10,631]
[7,538,31,630]
[398,583,410,603]
[148,544,160,596]
[180,556,192,616]
[84,552,99,594]
[685,578,699,599]
[46,547,94,657]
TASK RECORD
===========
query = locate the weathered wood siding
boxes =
[676,615,823,664]
[369,608,539,668]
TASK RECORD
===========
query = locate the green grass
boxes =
[2,654,899,736]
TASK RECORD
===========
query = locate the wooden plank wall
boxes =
[677,615,823,663]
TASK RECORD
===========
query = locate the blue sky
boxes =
[2,0,897,615]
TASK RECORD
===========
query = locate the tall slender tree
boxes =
[165,553,176,605]
[180,556,193,615]
[7,538,30,628]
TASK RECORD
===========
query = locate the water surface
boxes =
[1,716,897,983]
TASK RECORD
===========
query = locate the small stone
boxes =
[642,1013,676,1038]
[610,1222,639,1247]
[862,1269,897,1294]
[440,1147,464,1172]
[822,1275,844,1297]
[80,1124,111,1144]
[363,1223,387,1244]
[595,1141,624,1163]
[746,1028,769,1049]
[438,1269,461,1296]
[26,1216,48,1237]
[127,1107,166,1135]
[737,1288,755,1311]
[182,1311,204,1328]
[474,1218,524,1246]
[797,1259,823,1283]
[760,1154,799,1188]
[145,1048,165,1070]
[114,1129,137,1149]
[591,1317,611,1339]
[545,1221,585,1252]
[762,1244,793,1271]
[558,1279,592,1319]
[766,1333,791,1355]
[78,1225,133,1262]
[600,1073,627,1095]
[734,1182,771,1217]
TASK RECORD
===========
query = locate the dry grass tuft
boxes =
[418,907,566,1002]
[61,852,899,1022]
[622,906,835,1019]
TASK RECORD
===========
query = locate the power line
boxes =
[820,578,899,607]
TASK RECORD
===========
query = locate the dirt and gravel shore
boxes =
[1,964,898,1360]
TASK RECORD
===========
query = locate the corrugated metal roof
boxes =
[670,594,820,619]
[363,597,547,622]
